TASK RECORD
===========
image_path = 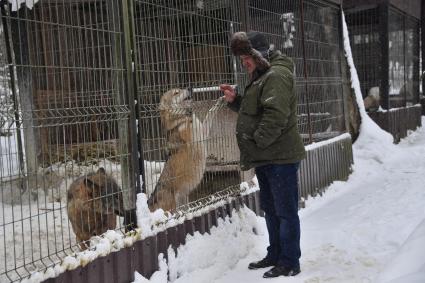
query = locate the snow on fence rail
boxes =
[368,105,423,143]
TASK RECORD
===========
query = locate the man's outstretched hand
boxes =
[219,84,236,103]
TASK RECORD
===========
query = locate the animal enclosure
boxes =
[344,0,421,109]
[0,0,351,282]
[0,1,137,282]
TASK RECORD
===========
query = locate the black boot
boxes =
[263,265,301,278]
[248,258,276,270]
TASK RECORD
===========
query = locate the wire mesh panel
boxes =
[398,11,420,105]
[388,8,405,103]
[134,0,244,213]
[0,1,135,281]
[345,4,421,109]
[345,7,381,100]
[248,0,307,137]
[249,0,346,143]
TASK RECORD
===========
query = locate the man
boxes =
[220,31,306,278]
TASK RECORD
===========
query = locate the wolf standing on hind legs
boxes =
[148,88,224,212]
[220,31,306,278]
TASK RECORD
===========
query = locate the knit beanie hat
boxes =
[230,31,272,71]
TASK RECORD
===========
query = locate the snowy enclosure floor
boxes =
[136,118,425,283]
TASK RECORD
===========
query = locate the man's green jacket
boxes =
[229,51,306,171]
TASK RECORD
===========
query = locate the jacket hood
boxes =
[270,51,294,73]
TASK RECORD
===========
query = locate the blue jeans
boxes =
[255,163,301,269]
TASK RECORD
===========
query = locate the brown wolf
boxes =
[67,168,124,249]
[148,88,224,212]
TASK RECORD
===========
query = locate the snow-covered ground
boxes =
[135,118,425,283]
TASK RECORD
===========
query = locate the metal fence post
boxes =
[403,14,407,107]
[238,0,250,31]
[125,0,147,199]
[299,0,313,144]
[109,0,141,230]
[379,1,390,110]
[0,6,26,189]
[421,0,425,100]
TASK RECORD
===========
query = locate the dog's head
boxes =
[84,168,124,216]
[159,88,192,113]
[159,88,193,130]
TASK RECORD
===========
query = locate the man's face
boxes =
[240,55,256,75]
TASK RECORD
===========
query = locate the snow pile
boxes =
[341,11,394,157]
[136,193,169,237]
[133,207,264,283]
[239,175,259,195]
[134,255,168,283]
[167,208,261,282]
[378,219,425,283]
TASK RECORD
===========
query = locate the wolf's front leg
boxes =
[175,191,189,208]
[148,187,177,213]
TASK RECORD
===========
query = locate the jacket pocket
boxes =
[236,133,257,161]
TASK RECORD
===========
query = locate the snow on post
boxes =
[341,11,393,155]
